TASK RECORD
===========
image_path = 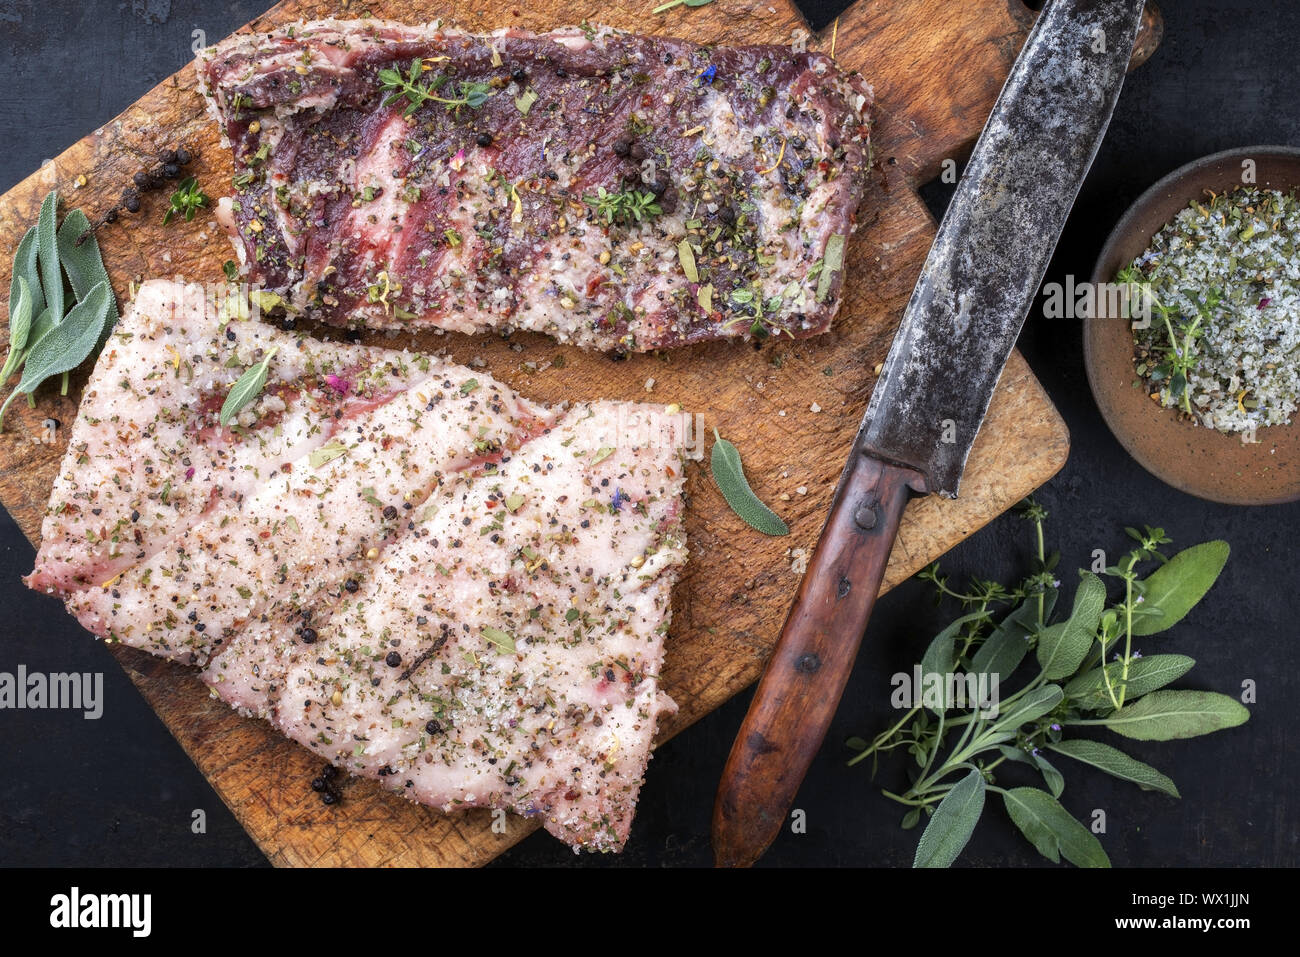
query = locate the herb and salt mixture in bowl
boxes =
[1120,186,1300,433]
[1085,145,1300,505]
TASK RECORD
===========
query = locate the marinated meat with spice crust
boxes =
[197,20,873,351]
[27,279,691,852]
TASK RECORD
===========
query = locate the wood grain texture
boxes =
[0,0,1071,866]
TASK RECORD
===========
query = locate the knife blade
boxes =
[712,0,1147,868]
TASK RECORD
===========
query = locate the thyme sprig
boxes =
[378,59,493,117]
[850,499,1246,867]
[583,186,662,228]
[1119,264,1214,415]
[163,176,210,225]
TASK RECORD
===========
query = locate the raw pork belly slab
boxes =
[197,20,873,351]
[27,279,690,852]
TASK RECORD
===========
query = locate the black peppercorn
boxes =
[160,149,179,165]
[344,578,359,592]
[175,148,192,165]
[555,67,568,78]
[476,132,493,148]
[382,505,398,519]
[612,137,632,157]
[511,68,526,84]
[133,171,153,189]
[311,777,326,792]
[162,163,180,179]
[386,651,402,667]
[321,792,337,805]
[425,719,442,735]
[124,196,141,213]
[300,627,318,644]
[629,142,647,161]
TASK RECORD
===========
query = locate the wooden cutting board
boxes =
[0,0,1138,865]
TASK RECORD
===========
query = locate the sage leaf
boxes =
[36,191,63,324]
[1001,787,1110,867]
[970,600,1036,681]
[1102,690,1248,741]
[15,281,111,387]
[481,625,516,655]
[10,227,44,324]
[1049,739,1180,798]
[710,429,788,536]
[0,276,34,381]
[989,684,1063,732]
[219,346,278,427]
[0,282,111,429]
[1031,752,1066,798]
[913,768,984,868]
[25,306,57,355]
[1045,572,1107,676]
[1131,541,1229,636]
[920,610,993,714]
[56,209,118,343]
[1065,654,1195,709]
[1038,571,1105,679]
[996,744,1033,766]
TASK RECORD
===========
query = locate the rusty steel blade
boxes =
[860,0,1145,497]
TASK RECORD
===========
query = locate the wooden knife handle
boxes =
[712,454,925,868]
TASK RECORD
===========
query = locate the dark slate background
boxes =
[0,0,1294,868]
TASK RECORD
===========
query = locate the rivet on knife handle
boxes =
[712,454,924,868]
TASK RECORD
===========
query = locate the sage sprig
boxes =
[219,346,278,427]
[710,429,789,536]
[850,500,1247,868]
[1,191,119,430]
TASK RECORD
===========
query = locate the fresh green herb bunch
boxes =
[849,499,1247,868]
[378,59,493,117]
[583,187,662,228]
[1117,263,1215,415]
[0,191,119,430]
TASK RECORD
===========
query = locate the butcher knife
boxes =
[713,0,1147,867]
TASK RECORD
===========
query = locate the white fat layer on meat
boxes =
[31,279,691,853]
[68,365,551,663]
[204,401,688,851]
[28,280,426,594]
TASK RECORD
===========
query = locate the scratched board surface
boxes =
[0,0,1074,866]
